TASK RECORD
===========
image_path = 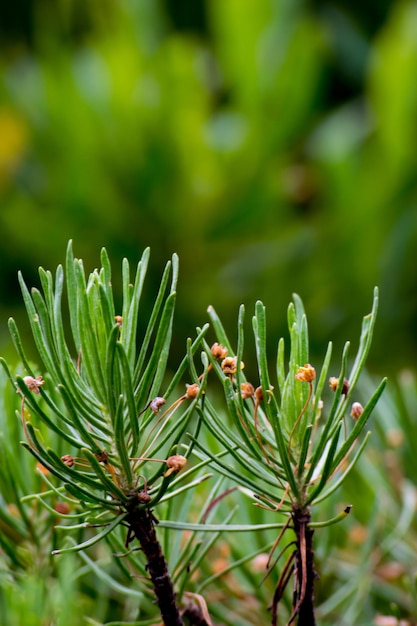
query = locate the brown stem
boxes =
[126,506,184,626]
[290,504,317,626]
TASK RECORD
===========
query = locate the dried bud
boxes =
[164,454,187,477]
[221,356,244,377]
[295,364,316,383]
[211,342,228,360]
[114,315,123,326]
[255,385,274,402]
[61,454,75,467]
[137,490,152,503]
[329,377,350,395]
[240,382,255,399]
[95,450,109,463]
[185,383,200,399]
[54,502,71,515]
[255,386,264,401]
[150,396,166,414]
[351,402,364,420]
[20,375,44,394]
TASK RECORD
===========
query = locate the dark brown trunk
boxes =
[291,504,317,626]
[126,507,184,626]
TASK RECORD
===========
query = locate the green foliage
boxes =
[198,290,385,516]
[1,243,416,626]
[0,242,209,557]
[1,0,417,373]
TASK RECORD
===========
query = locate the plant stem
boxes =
[290,504,316,626]
[126,506,184,626]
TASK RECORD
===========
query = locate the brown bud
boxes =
[185,383,200,399]
[20,375,44,394]
[254,385,274,402]
[255,386,264,401]
[350,402,364,420]
[329,377,349,395]
[164,454,187,477]
[95,450,109,463]
[137,490,152,503]
[61,454,75,467]
[295,364,316,383]
[54,502,71,515]
[150,396,166,414]
[240,382,255,399]
[114,315,123,326]
[211,342,228,360]
[221,356,244,376]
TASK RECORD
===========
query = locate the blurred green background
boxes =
[1,0,416,375]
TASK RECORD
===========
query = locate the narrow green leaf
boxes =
[122,248,150,369]
[66,240,81,351]
[331,377,387,470]
[134,259,172,385]
[81,446,130,501]
[304,421,342,506]
[52,513,127,554]
[116,342,139,453]
[113,395,135,488]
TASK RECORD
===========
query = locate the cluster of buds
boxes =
[329,376,364,420]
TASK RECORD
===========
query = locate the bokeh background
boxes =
[1,0,417,376]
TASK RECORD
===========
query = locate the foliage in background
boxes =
[1,0,417,372]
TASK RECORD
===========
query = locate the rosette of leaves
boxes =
[0,242,211,626]
[194,289,386,626]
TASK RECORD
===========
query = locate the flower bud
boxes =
[350,402,364,420]
[211,342,228,360]
[95,450,108,463]
[185,383,200,399]
[221,356,244,376]
[55,502,71,515]
[61,454,75,467]
[295,364,316,383]
[329,377,349,395]
[20,375,44,394]
[240,382,255,399]
[164,454,187,476]
[150,396,166,414]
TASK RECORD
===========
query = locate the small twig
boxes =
[270,549,296,626]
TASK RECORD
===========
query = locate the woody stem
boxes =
[125,506,184,626]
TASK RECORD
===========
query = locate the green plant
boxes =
[191,289,386,625]
[0,243,387,626]
[0,241,212,626]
